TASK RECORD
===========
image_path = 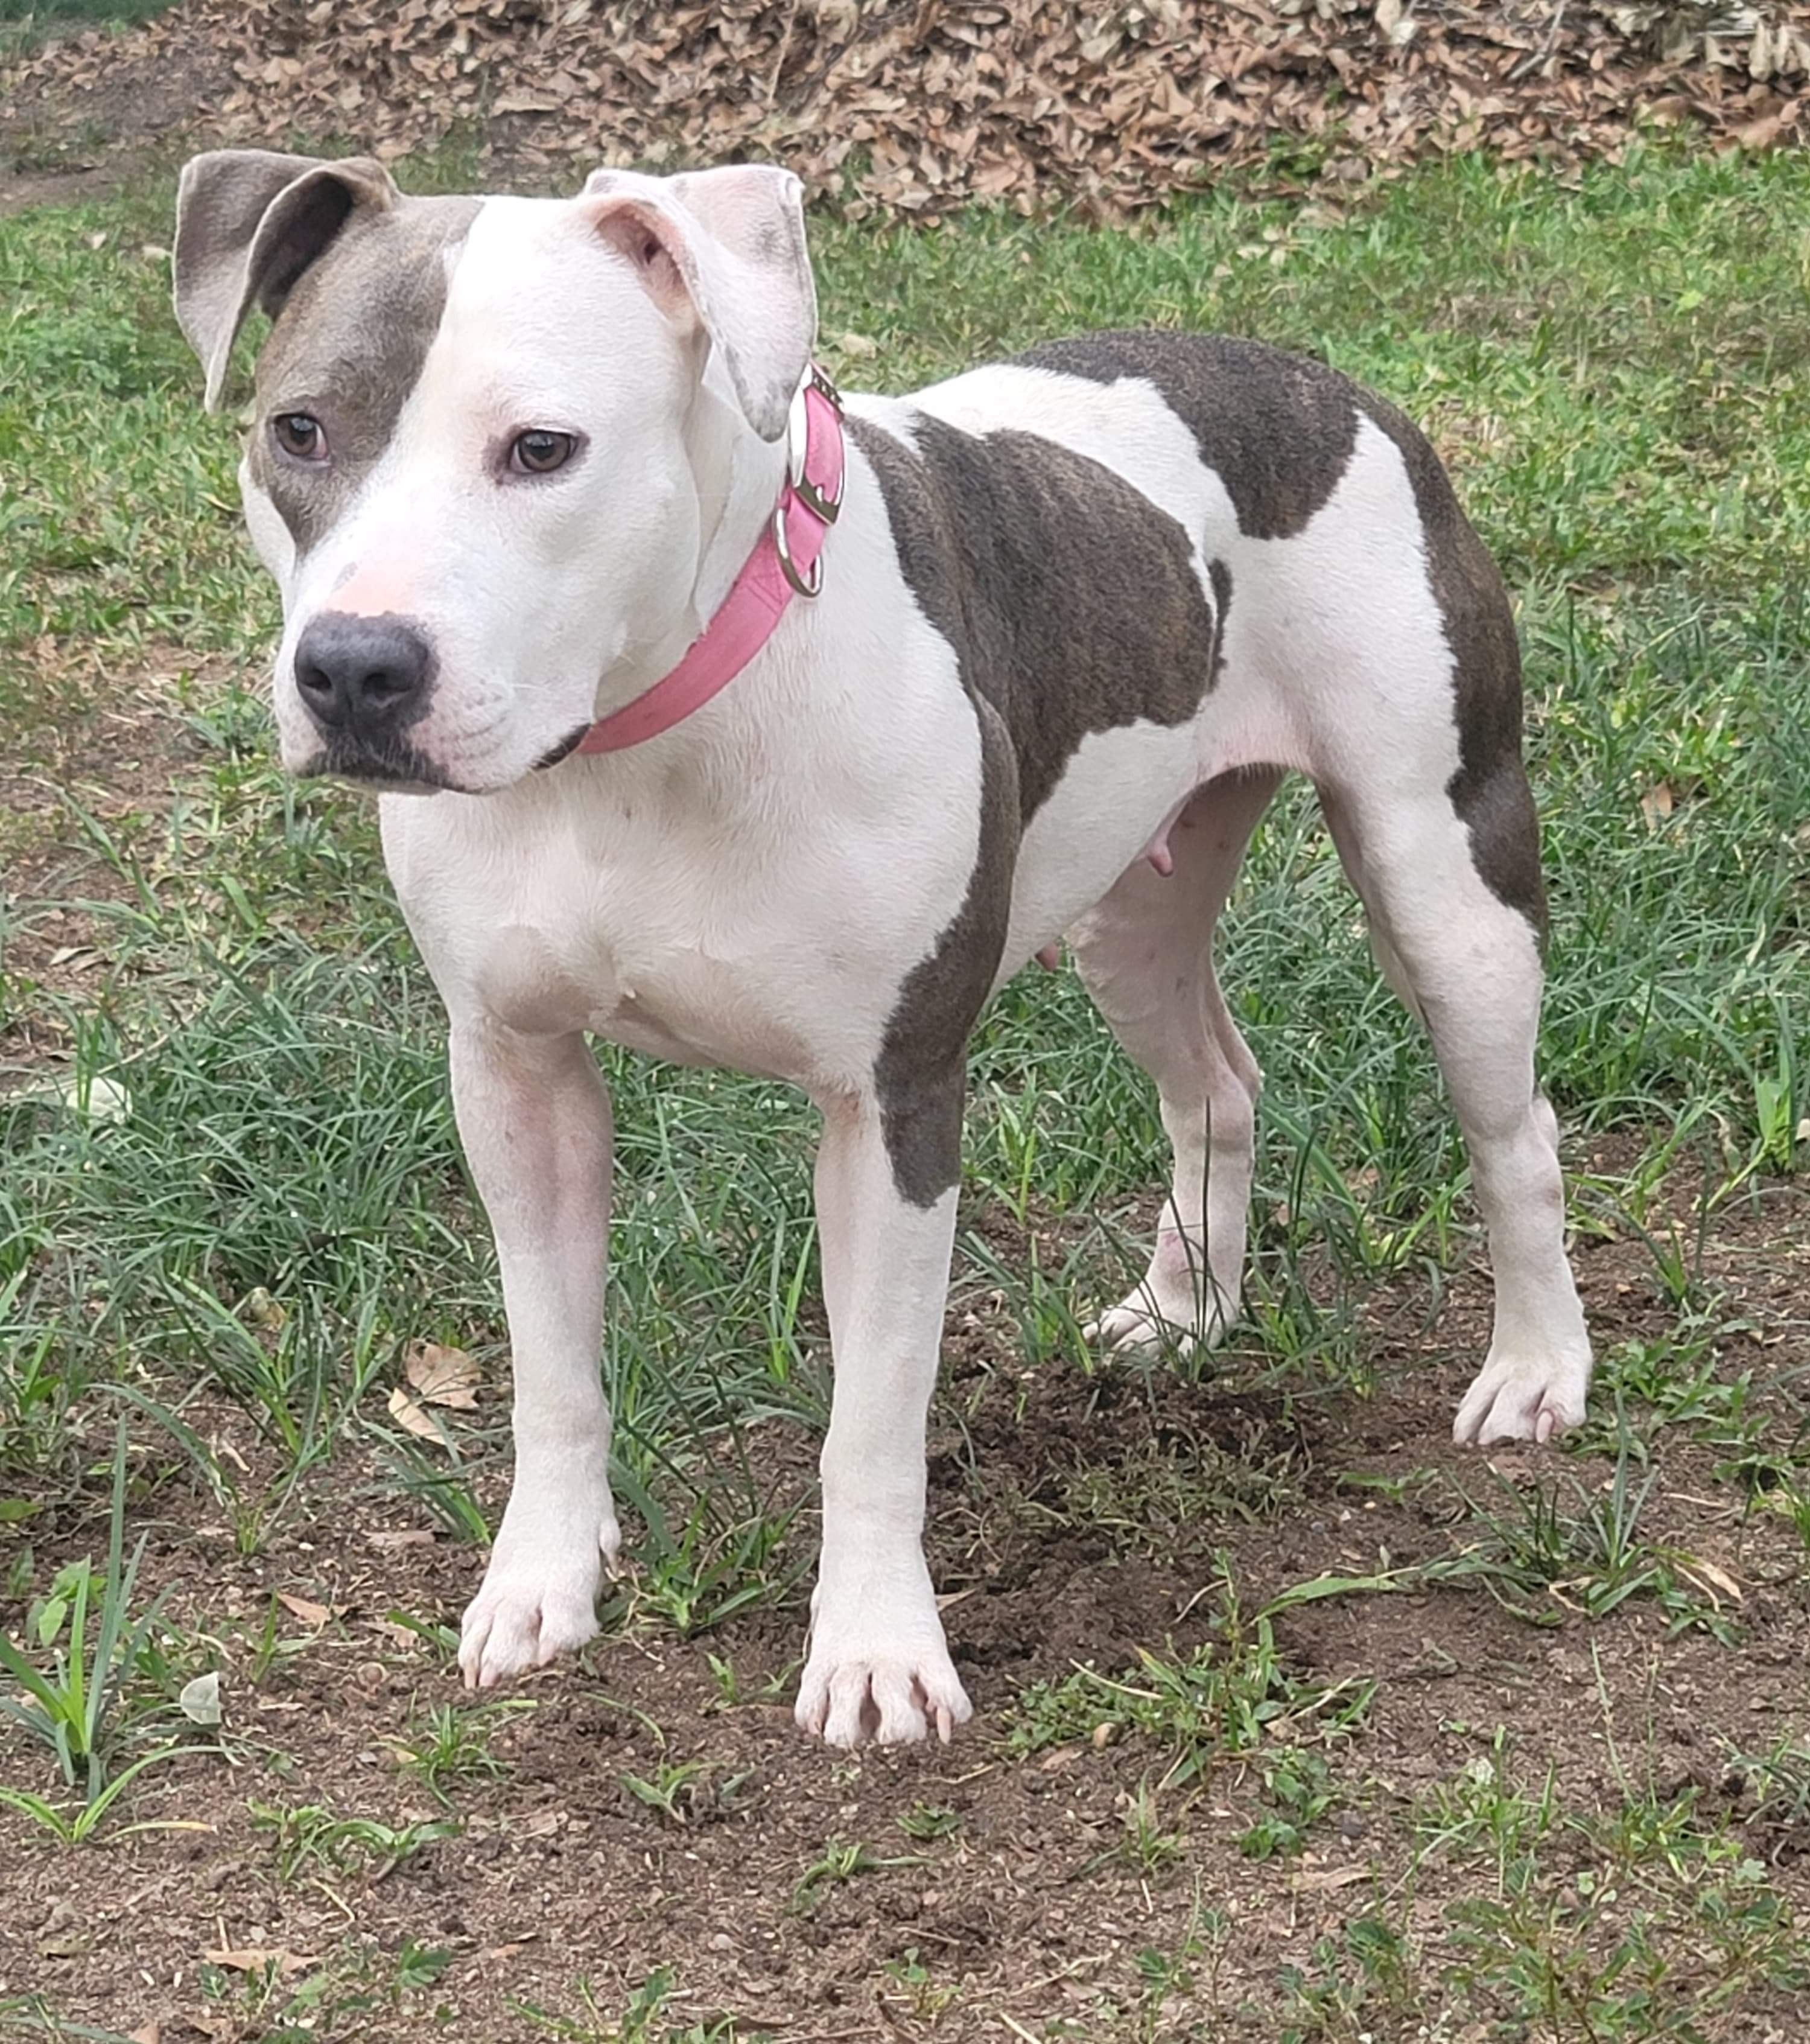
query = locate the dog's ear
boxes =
[579,164,816,442]
[174,150,402,410]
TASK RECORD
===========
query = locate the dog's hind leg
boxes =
[1067,766,1282,1352]
[1318,769,1592,1445]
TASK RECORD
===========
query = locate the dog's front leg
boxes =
[796,1089,974,1747]
[449,1019,619,1687]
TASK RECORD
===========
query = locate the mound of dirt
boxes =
[4,1,1808,214]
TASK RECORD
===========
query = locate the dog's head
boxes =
[173,153,817,792]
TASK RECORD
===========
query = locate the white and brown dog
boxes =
[173,151,1593,1746]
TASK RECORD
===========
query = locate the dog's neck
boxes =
[586,376,791,725]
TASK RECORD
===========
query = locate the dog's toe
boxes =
[796,1646,971,1749]
[1453,1349,1590,1447]
[1087,1290,1225,1357]
[460,1584,599,1689]
[458,1524,612,1689]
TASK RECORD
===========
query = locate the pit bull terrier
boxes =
[172,151,1593,1746]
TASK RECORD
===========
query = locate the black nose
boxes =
[293,612,434,737]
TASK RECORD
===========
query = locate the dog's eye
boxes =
[510,429,577,476]
[272,412,328,462]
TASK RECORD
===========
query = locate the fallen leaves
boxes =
[1639,779,1675,831]
[3,1,1808,218]
[203,1946,316,1977]
[275,1589,348,1626]
[404,1339,481,1407]
[387,1339,481,1442]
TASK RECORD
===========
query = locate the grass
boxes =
[0,0,175,59]
[2,138,1809,2038]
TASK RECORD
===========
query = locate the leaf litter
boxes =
[4,2,1808,216]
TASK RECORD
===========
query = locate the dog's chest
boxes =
[381,783,893,1085]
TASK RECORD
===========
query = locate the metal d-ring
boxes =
[772,501,823,598]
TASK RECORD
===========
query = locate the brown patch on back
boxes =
[247,196,483,556]
[1018,330,1361,541]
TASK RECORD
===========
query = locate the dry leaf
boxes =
[1733,104,1793,148]
[204,1947,316,1977]
[1639,780,1674,830]
[1291,1865,1370,1891]
[129,2026,160,2044]
[1677,1556,1743,1603]
[179,1671,223,1725]
[276,1592,335,1626]
[387,1382,448,1442]
[5,0,1806,224]
[404,1340,481,1409]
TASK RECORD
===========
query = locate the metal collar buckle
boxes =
[775,363,845,597]
[772,498,823,599]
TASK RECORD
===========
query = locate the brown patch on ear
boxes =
[248,158,398,322]
[173,150,402,412]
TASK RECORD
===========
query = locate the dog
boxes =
[172,151,1593,1746]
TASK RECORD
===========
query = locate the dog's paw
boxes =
[459,1501,620,1689]
[1086,1279,1232,1357]
[795,1633,973,1748]
[1453,1348,1591,1447]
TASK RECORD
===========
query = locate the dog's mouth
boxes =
[301,739,474,796]
[532,724,591,772]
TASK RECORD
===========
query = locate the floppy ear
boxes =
[173,149,401,410]
[579,164,816,442]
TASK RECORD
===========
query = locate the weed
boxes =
[0,1422,180,1801]
[1412,1730,1559,1894]
[1446,1413,1745,1640]
[1115,1777,1184,1876]
[246,1798,460,1883]
[389,1698,535,1806]
[790,1835,928,1913]
[1005,1558,1371,1788]
[515,1966,764,2040]
[1726,1733,1810,1839]
[897,1800,962,1841]
[1239,1748,1337,1861]
[620,1758,753,1827]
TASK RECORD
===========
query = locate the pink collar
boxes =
[575,365,846,756]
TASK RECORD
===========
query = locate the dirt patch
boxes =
[4,1173,1808,2040]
